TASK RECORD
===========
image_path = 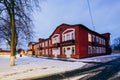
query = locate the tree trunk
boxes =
[10,0,16,66]
[10,56,15,66]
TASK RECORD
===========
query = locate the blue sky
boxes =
[33,0,120,44]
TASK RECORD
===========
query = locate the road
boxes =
[33,57,120,80]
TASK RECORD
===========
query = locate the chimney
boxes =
[39,38,44,42]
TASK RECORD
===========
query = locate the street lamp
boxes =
[5,40,8,49]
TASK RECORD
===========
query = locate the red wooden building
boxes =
[27,24,111,59]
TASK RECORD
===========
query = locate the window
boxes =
[52,37,58,44]
[104,48,106,53]
[62,28,75,41]
[45,41,48,47]
[88,33,92,42]
[88,46,92,54]
[44,49,46,54]
[103,47,106,53]
[64,32,75,41]
[67,34,70,40]
[71,33,74,40]
[92,35,95,42]
[49,49,51,54]
[72,47,75,54]
[52,34,60,44]
[29,45,32,49]
[64,48,66,54]
[42,50,44,54]
[101,39,104,45]
[37,44,39,49]
[42,42,44,47]
[98,37,101,44]
[96,36,99,43]
[99,38,101,44]
[93,47,95,54]
[39,43,42,47]
[46,49,48,54]
[63,35,65,41]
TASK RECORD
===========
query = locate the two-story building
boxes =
[27,24,111,59]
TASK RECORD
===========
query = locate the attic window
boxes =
[60,28,62,32]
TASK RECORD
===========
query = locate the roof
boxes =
[49,23,110,39]
[0,50,10,52]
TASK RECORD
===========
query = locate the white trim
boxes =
[88,46,92,54]
[62,28,75,41]
[62,28,75,35]
[63,45,75,58]
[52,34,60,44]
[52,34,60,38]
[45,41,48,47]
[52,48,60,57]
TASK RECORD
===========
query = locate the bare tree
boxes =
[113,37,120,50]
[0,0,41,66]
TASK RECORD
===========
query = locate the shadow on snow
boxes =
[33,57,120,80]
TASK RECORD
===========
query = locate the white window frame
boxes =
[71,32,74,40]
[52,34,60,44]
[62,28,75,42]
[46,49,48,54]
[42,42,44,47]
[45,41,48,47]
[42,50,44,54]
[99,38,101,44]
[92,35,95,42]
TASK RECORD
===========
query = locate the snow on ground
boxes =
[0,53,120,80]
[0,55,86,80]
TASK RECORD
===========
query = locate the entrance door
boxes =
[66,47,71,58]
[63,45,75,58]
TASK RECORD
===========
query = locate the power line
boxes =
[87,0,95,31]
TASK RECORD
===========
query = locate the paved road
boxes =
[33,57,120,80]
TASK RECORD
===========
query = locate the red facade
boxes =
[27,24,111,59]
